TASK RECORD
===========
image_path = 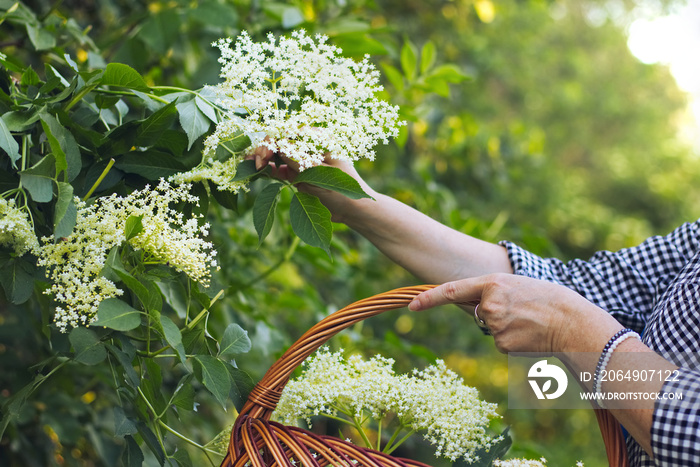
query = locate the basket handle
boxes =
[237,284,628,467]
[238,285,436,419]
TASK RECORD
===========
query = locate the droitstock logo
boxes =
[528,360,568,400]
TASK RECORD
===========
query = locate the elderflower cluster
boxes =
[0,198,40,256]
[493,458,584,467]
[38,180,218,332]
[170,155,248,193]
[178,29,402,190]
[493,458,548,467]
[273,348,500,463]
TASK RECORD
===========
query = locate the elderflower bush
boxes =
[173,30,403,191]
[38,180,218,332]
[0,197,40,256]
[273,348,501,463]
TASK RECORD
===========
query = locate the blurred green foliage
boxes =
[0,0,696,466]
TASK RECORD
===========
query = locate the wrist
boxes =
[555,300,623,354]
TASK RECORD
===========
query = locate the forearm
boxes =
[337,192,513,283]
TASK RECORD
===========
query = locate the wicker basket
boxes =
[221,285,628,467]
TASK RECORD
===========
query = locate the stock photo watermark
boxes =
[507,353,695,410]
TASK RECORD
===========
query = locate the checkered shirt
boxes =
[500,219,700,467]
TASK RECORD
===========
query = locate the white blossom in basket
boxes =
[273,348,500,463]
[186,29,402,189]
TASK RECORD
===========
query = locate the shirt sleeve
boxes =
[652,368,700,464]
[498,220,700,333]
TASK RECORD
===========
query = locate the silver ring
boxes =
[474,303,486,326]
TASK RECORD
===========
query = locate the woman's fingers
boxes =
[409,277,485,312]
[250,144,276,170]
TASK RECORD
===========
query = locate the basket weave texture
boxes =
[221,285,628,467]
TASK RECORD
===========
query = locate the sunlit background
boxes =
[628,0,700,146]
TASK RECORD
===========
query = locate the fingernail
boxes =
[255,155,262,170]
[408,299,421,312]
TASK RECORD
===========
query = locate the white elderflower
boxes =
[175,30,403,190]
[38,180,218,332]
[493,458,548,467]
[273,348,500,463]
[0,197,40,256]
[170,155,248,193]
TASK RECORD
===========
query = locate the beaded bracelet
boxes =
[592,328,640,408]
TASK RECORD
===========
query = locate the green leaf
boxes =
[0,380,37,440]
[294,166,372,200]
[114,406,138,437]
[331,33,387,56]
[400,40,418,83]
[136,101,178,147]
[124,215,144,241]
[26,24,55,50]
[193,355,231,409]
[137,422,165,466]
[289,192,332,254]
[101,246,127,283]
[106,344,139,388]
[219,323,251,359]
[172,449,192,467]
[420,40,437,75]
[54,182,76,238]
[230,159,258,182]
[211,188,238,212]
[115,151,186,180]
[0,253,35,304]
[122,436,145,467]
[101,63,150,92]
[195,95,217,123]
[69,327,107,365]
[40,113,81,181]
[172,375,195,411]
[19,154,54,202]
[160,315,186,365]
[0,116,19,166]
[2,109,41,132]
[425,63,470,83]
[252,182,282,244]
[20,65,41,88]
[91,298,141,331]
[214,135,252,162]
[226,364,255,410]
[114,269,160,312]
[176,98,210,150]
[381,63,404,93]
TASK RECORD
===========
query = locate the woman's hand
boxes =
[248,145,377,222]
[409,273,623,354]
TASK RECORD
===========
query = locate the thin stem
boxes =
[21,135,28,171]
[319,412,356,427]
[185,289,224,331]
[382,425,404,453]
[236,236,300,290]
[384,429,416,455]
[83,158,115,200]
[64,83,100,112]
[351,412,374,450]
[377,415,383,451]
[158,420,221,461]
[138,386,158,416]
